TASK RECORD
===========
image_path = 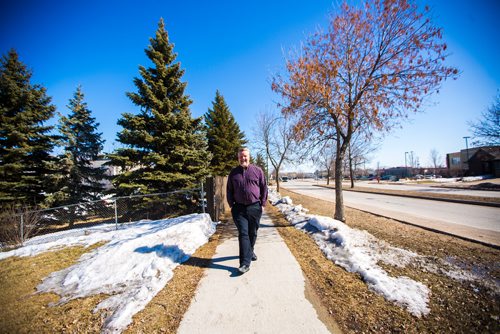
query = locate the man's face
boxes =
[238,150,250,168]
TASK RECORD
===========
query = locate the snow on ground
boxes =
[0,213,216,333]
[462,176,490,182]
[388,175,491,184]
[269,190,499,317]
[420,176,489,183]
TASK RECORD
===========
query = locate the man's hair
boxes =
[238,147,250,155]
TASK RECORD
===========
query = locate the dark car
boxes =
[381,175,399,181]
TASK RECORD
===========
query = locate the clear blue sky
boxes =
[1,0,498,171]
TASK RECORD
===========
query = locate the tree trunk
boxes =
[275,170,280,192]
[349,144,354,188]
[334,134,346,222]
[334,153,345,222]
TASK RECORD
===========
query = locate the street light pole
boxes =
[463,136,470,175]
[407,151,414,177]
[404,151,408,178]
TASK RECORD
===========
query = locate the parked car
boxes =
[381,175,399,181]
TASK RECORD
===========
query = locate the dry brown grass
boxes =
[270,188,499,333]
[0,243,108,334]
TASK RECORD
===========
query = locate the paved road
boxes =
[281,180,500,247]
[312,179,500,198]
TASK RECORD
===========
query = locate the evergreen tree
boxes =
[0,49,59,208]
[108,19,209,196]
[254,151,267,178]
[58,85,107,205]
[204,90,246,176]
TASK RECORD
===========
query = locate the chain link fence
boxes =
[0,186,206,248]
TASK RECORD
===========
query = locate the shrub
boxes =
[0,205,41,247]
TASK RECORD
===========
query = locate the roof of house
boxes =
[469,146,500,161]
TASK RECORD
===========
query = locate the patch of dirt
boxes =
[435,178,500,189]
[270,188,500,333]
[468,182,500,190]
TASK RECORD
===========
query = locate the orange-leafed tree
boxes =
[272,0,458,222]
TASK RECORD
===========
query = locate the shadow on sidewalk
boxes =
[183,255,242,277]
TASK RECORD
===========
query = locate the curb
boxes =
[346,205,500,250]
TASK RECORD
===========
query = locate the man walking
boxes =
[227,147,268,274]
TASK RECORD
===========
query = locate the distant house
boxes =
[446,145,500,177]
[467,147,500,177]
[90,159,121,190]
[446,151,462,176]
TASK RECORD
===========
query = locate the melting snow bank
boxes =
[270,192,430,317]
[0,213,216,333]
[269,190,499,317]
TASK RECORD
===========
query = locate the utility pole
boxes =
[463,136,470,175]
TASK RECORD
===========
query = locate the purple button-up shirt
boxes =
[227,164,268,207]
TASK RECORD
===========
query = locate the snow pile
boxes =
[431,176,489,183]
[270,190,430,316]
[462,176,488,182]
[1,223,117,260]
[309,216,430,317]
[431,176,484,183]
[0,213,216,333]
[398,176,491,184]
[428,177,460,183]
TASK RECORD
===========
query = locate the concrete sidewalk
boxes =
[177,213,339,334]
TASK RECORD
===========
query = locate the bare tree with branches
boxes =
[348,131,379,187]
[468,92,500,146]
[409,152,419,169]
[429,148,442,174]
[272,0,458,221]
[253,109,298,192]
[312,140,336,185]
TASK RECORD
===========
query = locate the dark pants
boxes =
[231,202,262,267]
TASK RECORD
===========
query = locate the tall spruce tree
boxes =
[204,90,246,176]
[108,19,209,195]
[58,85,106,205]
[0,49,59,208]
